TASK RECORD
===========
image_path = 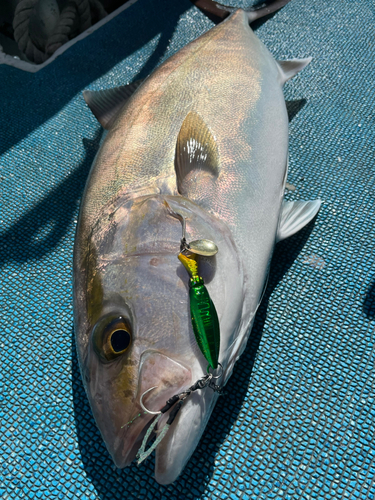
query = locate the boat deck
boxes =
[1,0,374,498]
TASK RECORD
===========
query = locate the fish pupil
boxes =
[110,329,130,352]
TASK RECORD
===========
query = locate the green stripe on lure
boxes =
[178,252,220,370]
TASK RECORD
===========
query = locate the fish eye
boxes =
[110,329,131,353]
[92,315,132,362]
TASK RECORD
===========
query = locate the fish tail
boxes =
[246,0,293,23]
[191,0,293,23]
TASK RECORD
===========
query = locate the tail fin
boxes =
[191,0,292,23]
[245,0,293,23]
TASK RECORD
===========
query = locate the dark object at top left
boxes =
[0,0,130,64]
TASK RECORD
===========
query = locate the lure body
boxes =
[74,8,320,485]
[178,252,220,370]
[189,278,220,370]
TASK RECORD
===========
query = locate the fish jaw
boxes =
[154,388,218,484]
[84,348,192,468]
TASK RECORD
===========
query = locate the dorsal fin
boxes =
[83,80,143,129]
[277,58,312,84]
[175,112,219,195]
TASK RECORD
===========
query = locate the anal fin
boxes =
[277,199,321,242]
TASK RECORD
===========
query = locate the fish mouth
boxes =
[153,384,219,485]
[110,351,192,468]
[117,417,155,466]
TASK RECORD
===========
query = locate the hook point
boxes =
[140,386,162,415]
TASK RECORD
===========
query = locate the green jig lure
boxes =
[178,252,220,370]
[163,200,221,371]
[135,203,223,465]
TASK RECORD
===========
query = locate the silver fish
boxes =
[74,6,321,484]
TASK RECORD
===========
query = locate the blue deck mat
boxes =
[1,0,375,498]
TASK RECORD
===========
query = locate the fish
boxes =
[73,1,321,485]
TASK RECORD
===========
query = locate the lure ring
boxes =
[208,362,223,379]
[139,386,162,415]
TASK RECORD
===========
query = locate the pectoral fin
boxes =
[175,111,219,195]
[277,200,321,242]
[83,80,143,129]
[277,58,312,84]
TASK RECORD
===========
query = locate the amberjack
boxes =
[74,1,320,484]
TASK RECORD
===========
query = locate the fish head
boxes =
[74,194,245,481]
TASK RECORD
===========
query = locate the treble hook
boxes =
[139,386,162,415]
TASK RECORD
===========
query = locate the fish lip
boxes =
[114,410,155,467]
[154,389,219,484]
[110,352,193,468]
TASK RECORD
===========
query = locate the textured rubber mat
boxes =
[1,0,374,499]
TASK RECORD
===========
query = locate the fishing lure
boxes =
[178,252,220,370]
[135,204,223,464]
[165,201,220,370]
